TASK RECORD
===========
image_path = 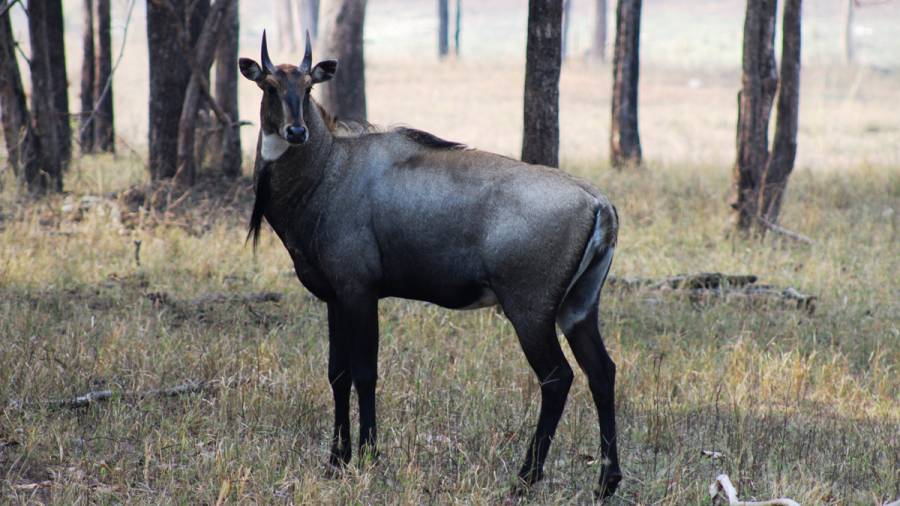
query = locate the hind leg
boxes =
[502,308,574,487]
[558,246,621,497]
[561,305,621,497]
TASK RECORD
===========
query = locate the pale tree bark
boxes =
[297,0,320,41]
[0,7,42,191]
[318,0,367,121]
[521,0,563,168]
[79,0,95,152]
[758,0,802,227]
[46,0,70,166]
[277,0,297,53]
[212,0,241,178]
[561,0,572,60]
[438,0,449,58]
[731,0,778,231]
[28,0,64,191]
[610,0,642,168]
[454,0,461,55]
[175,0,233,186]
[592,0,607,62]
[843,0,854,64]
[94,0,114,152]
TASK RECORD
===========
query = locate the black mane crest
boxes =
[395,127,466,150]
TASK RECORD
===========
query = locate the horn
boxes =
[261,30,276,74]
[299,30,313,72]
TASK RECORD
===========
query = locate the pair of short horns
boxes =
[260,30,313,74]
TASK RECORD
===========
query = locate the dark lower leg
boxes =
[354,372,378,457]
[327,309,352,467]
[563,315,621,497]
[518,364,574,484]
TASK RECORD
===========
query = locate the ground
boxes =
[1,0,899,503]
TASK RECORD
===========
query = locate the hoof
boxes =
[594,468,622,499]
[323,461,345,479]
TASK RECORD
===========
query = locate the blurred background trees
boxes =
[521,0,563,167]
[0,0,821,241]
[610,0,642,168]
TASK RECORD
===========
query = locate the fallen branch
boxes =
[607,273,815,314]
[609,272,758,290]
[709,474,799,506]
[754,215,813,245]
[8,379,223,411]
[143,291,282,306]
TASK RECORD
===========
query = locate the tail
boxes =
[247,163,273,251]
[557,203,618,334]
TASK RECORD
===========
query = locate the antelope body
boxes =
[240,33,622,496]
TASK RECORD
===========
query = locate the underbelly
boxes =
[381,281,498,310]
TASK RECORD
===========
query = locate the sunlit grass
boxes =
[0,154,896,504]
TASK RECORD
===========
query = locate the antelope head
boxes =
[239,31,337,146]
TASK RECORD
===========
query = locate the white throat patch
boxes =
[261,133,290,161]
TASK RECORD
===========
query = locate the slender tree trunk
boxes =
[213,0,241,178]
[175,0,232,186]
[307,0,321,39]
[0,8,42,191]
[454,0,461,55]
[28,0,63,191]
[45,0,70,167]
[438,0,449,58]
[758,0,801,227]
[843,0,854,64]
[318,0,367,121]
[610,0,642,168]
[277,0,297,53]
[521,0,563,167]
[561,0,572,60]
[80,0,95,152]
[731,0,778,232]
[94,0,114,152]
[592,0,607,62]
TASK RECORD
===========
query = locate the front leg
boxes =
[326,304,352,470]
[331,293,380,461]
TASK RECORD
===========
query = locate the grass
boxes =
[0,154,897,504]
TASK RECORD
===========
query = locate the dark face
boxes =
[239,31,337,146]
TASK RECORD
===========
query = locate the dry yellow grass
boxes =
[1,1,898,503]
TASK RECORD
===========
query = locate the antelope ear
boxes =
[239,58,265,82]
[311,60,338,84]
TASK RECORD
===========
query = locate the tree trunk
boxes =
[212,0,241,178]
[438,0,449,58]
[175,0,233,186]
[79,0,95,152]
[758,0,801,227]
[146,0,203,180]
[610,0,642,168]
[0,8,42,191]
[318,0,367,121]
[521,0,563,168]
[454,0,461,55]
[592,0,607,62]
[277,0,296,53]
[27,0,64,191]
[94,0,114,152]
[298,0,320,41]
[561,0,572,60]
[45,0,70,167]
[731,0,778,232]
[843,0,854,64]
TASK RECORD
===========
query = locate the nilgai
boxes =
[240,32,622,497]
